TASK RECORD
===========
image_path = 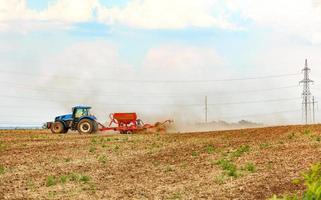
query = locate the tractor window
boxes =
[75,108,89,118]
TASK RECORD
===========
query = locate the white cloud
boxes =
[97,0,240,30]
[37,0,98,22]
[229,0,321,44]
[142,44,227,80]
[0,0,98,32]
[1,0,321,41]
[0,0,240,32]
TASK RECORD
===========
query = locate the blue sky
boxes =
[1,0,321,126]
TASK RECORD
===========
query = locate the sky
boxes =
[1,0,321,127]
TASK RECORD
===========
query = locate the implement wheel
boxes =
[51,121,66,134]
[77,119,97,134]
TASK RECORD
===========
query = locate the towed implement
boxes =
[99,113,173,134]
[45,106,172,134]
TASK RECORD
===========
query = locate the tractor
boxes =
[46,106,98,134]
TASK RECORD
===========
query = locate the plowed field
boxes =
[1,125,321,199]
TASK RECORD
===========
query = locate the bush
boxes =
[270,163,321,200]
[302,163,321,199]
[245,162,256,173]
[46,176,57,187]
[216,159,238,177]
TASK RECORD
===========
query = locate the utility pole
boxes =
[312,96,318,124]
[205,96,208,123]
[300,59,313,124]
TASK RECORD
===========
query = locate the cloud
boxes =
[142,44,227,80]
[0,0,241,32]
[97,0,240,30]
[0,0,98,33]
[1,0,321,42]
[229,0,321,44]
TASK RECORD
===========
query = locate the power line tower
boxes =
[300,59,313,124]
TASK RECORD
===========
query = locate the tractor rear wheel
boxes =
[77,119,97,134]
[51,121,65,134]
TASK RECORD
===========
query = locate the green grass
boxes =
[260,143,270,149]
[0,165,5,174]
[216,159,238,177]
[46,173,92,187]
[26,179,36,191]
[164,165,174,173]
[231,145,250,158]
[113,145,119,151]
[0,142,7,151]
[303,129,312,136]
[244,162,256,173]
[287,132,296,140]
[98,155,108,164]
[214,174,226,185]
[291,178,301,185]
[191,151,199,157]
[59,175,68,184]
[91,137,98,144]
[89,146,96,153]
[48,191,57,199]
[46,176,57,187]
[79,175,91,183]
[204,145,215,154]
[169,192,182,200]
[270,163,321,200]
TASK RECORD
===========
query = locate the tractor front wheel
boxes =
[77,119,97,134]
[51,121,66,134]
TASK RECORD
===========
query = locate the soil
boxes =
[0,125,321,199]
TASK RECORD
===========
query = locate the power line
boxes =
[0,94,301,107]
[0,80,300,97]
[0,70,300,83]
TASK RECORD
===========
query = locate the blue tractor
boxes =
[46,106,99,134]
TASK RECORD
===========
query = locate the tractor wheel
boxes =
[61,128,69,134]
[51,121,65,134]
[93,122,98,133]
[77,119,96,134]
[126,131,133,134]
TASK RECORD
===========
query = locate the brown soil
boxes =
[0,125,321,200]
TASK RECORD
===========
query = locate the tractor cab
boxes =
[72,106,92,119]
